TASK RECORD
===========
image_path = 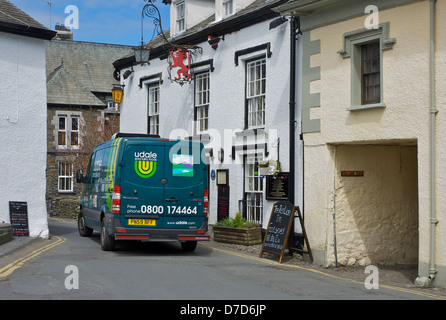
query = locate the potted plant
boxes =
[212,213,262,245]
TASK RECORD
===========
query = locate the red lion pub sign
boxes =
[169,48,192,85]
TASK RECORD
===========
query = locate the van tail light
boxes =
[112,185,121,215]
[203,188,209,217]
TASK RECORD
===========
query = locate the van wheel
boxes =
[181,241,197,252]
[100,219,115,251]
[78,210,93,237]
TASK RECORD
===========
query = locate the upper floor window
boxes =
[246,58,266,128]
[58,114,80,148]
[361,41,380,105]
[338,22,396,111]
[176,2,185,33]
[148,84,160,135]
[195,72,210,133]
[223,0,234,17]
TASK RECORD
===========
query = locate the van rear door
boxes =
[163,140,208,230]
[120,140,166,228]
[119,139,207,231]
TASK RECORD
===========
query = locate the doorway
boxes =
[333,144,418,266]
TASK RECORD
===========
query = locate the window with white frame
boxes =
[58,115,80,148]
[148,84,160,135]
[58,116,67,147]
[195,72,210,133]
[223,0,234,17]
[245,157,263,223]
[71,116,79,147]
[176,1,185,33]
[58,162,74,193]
[246,58,266,128]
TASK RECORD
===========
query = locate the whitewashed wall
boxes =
[0,32,49,238]
[120,18,303,228]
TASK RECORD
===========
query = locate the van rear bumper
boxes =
[113,227,210,242]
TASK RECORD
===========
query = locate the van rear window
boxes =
[172,154,194,177]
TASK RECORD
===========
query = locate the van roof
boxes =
[112,133,160,139]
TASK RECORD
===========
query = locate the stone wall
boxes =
[46,105,120,217]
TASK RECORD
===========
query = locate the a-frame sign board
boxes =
[259,201,312,264]
[290,206,313,262]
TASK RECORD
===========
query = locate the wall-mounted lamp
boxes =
[269,16,288,30]
[217,148,225,163]
[208,35,224,50]
[112,85,124,104]
[134,45,150,65]
[123,69,134,80]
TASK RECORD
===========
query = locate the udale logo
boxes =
[134,151,157,178]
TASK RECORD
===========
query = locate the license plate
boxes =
[128,219,156,226]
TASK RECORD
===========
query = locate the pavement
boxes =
[1,218,446,299]
[0,233,41,259]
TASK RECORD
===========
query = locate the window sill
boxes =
[347,102,386,112]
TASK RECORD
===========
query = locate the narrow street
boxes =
[0,218,443,306]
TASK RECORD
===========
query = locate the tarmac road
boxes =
[0,218,444,304]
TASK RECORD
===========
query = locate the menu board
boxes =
[259,201,295,263]
[9,201,29,237]
[217,186,230,221]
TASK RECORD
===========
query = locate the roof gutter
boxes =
[0,21,56,40]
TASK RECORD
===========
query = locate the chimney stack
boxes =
[54,24,73,41]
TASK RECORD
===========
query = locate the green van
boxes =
[76,133,210,251]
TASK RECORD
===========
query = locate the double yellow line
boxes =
[206,245,446,300]
[0,235,66,279]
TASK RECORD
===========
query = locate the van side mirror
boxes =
[76,169,85,183]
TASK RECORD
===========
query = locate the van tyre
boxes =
[78,210,93,237]
[181,241,197,252]
[101,219,115,251]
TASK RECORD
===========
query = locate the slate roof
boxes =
[0,0,55,39]
[46,41,134,106]
[47,64,105,106]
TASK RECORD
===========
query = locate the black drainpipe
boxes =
[289,16,301,206]
[289,16,303,250]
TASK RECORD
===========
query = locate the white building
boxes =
[275,0,446,286]
[0,0,56,238]
[115,0,303,233]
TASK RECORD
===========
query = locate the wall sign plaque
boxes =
[266,173,289,200]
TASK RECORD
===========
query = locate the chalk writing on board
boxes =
[260,201,295,262]
[9,201,29,237]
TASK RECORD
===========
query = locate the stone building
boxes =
[46,37,133,218]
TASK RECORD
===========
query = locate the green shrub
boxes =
[216,212,259,228]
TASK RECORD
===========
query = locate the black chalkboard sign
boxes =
[259,201,295,263]
[9,201,29,237]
